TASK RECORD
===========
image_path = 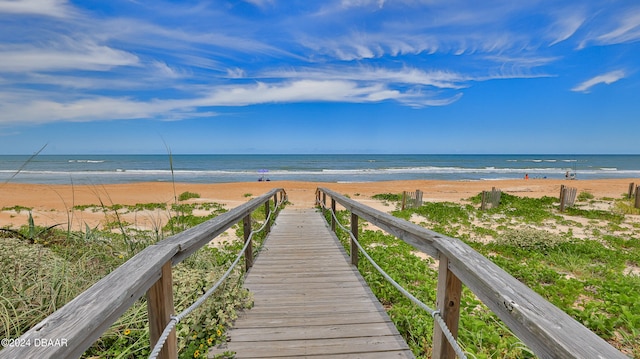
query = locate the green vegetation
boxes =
[0,197,278,358]
[333,191,640,358]
[578,191,595,201]
[0,205,32,213]
[178,191,201,201]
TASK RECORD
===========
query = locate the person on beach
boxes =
[524,173,529,180]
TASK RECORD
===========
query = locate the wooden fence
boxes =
[316,187,626,359]
[559,185,577,212]
[629,182,640,209]
[0,189,287,359]
[401,189,423,210]
[480,187,501,210]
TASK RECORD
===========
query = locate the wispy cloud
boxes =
[0,0,73,18]
[0,0,637,129]
[0,40,139,72]
[571,70,626,93]
[263,66,467,89]
[548,10,586,46]
[594,10,640,45]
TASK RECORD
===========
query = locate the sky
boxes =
[0,0,639,155]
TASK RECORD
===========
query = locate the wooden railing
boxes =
[0,188,287,359]
[316,187,626,359]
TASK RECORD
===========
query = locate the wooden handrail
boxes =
[0,188,286,359]
[316,187,626,359]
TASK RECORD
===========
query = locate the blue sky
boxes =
[0,0,639,154]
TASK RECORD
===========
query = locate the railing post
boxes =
[264,200,271,234]
[628,183,635,199]
[331,198,336,232]
[635,185,640,209]
[350,213,359,266]
[432,255,462,359]
[146,261,177,359]
[243,214,253,271]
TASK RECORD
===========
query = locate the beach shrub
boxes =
[564,207,624,223]
[0,205,32,213]
[323,192,640,357]
[495,227,568,251]
[578,191,594,201]
[472,193,559,223]
[179,191,201,201]
[372,193,403,202]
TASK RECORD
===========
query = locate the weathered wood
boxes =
[210,208,413,358]
[481,187,501,210]
[243,214,253,272]
[402,190,423,210]
[317,187,626,359]
[0,244,176,359]
[351,212,359,266]
[331,198,337,232]
[636,185,640,209]
[146,260,177,359]
[264,200,271,234]
[0,188,286,359]
[559,185,577,212]
[432,255,462,359]
[628,182,635,199]
[170,189,285,264]
[401,190,407,210]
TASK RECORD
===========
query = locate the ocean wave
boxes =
[5,166,640,176]
[68,159,106,163]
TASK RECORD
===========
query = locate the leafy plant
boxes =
[179,191,201,201]
[578,191,595,201]
[495,227,569,251]
[372,193,403,202]
[0,211,61,244]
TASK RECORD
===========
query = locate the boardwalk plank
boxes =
[209,208,414,359]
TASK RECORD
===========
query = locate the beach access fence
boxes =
[629,182,640,209]
[480,187,501,210]
[316,188,626,359]
[559,185,577,212]
[401,189,423,210]
[0,189,287,359]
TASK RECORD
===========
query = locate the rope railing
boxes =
[149,200,281,359]
[315,187,628,359]
[0,188,287,359]
[319,199,468,359]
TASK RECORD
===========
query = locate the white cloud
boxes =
[226,68,246,79]
[0,41,139,72]
[595,11,640,45]
[571,70,625,93]
[263,66,466,89]
[242,0,274,8]
[200,80,396,106]
[0,77,459,125]
[548,11,586,46]
[0,0,72,17]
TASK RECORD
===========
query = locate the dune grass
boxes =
[0,191,276,358]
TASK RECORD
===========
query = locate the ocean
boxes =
[0,154,639,185]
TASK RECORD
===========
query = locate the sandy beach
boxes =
[1,178,637,230]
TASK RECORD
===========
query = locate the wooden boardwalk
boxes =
[209,208,414,358]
